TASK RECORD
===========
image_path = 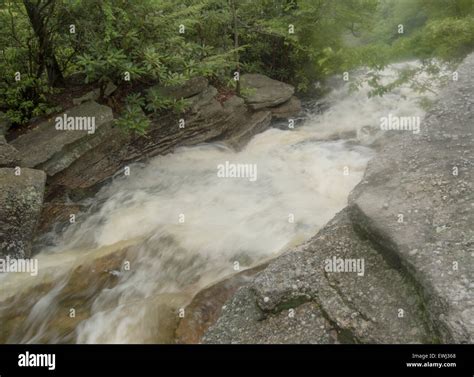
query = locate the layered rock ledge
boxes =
[35,81,277,237]
[200,55,474,344]
[0,74,300,257]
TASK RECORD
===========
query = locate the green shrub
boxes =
[145,87,190,114]
[115,94,150,136]
[0,76,59,125]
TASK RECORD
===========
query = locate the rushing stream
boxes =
[0,63,435,343]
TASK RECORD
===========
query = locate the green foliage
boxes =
[1,0,473,127]
[365,0,474,62]
[144,87,189,114]
[0,1,60,124]
[321,0,473,98]
[76,48,146,86]
[0,75,59,124]
[115,88,190,136]
[412,17,474,60]
[115,94,150,136]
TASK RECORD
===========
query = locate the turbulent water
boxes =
[0,63,437,343]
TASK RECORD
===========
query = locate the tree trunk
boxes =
[231,0,240,96]
[23,0,64,87]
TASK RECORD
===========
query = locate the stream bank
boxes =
[201,54,474,344]
[0,74,301,258]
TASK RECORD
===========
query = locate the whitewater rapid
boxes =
[0,63,437,343]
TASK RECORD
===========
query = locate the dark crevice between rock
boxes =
[349,203,443,344]
[322,268,371,323]
[316,299,361,344]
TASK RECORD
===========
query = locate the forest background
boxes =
[0,0,473,131]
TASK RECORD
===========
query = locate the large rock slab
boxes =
[0,168,46,258]
[241,74,295,110]
[204,209,434,344]
[348,54,474,343]
[11,101,114,176]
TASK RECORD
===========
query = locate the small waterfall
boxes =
[0,62,437,343]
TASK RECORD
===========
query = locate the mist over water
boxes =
[0,63,437,343]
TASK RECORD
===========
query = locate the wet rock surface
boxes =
[270,96,302,119]
[222,110,272,151]
[0,243,130,343]
[175,264,268,344]
[0,168,46,258]
[204,210,434,344]
[203,54,474,344]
